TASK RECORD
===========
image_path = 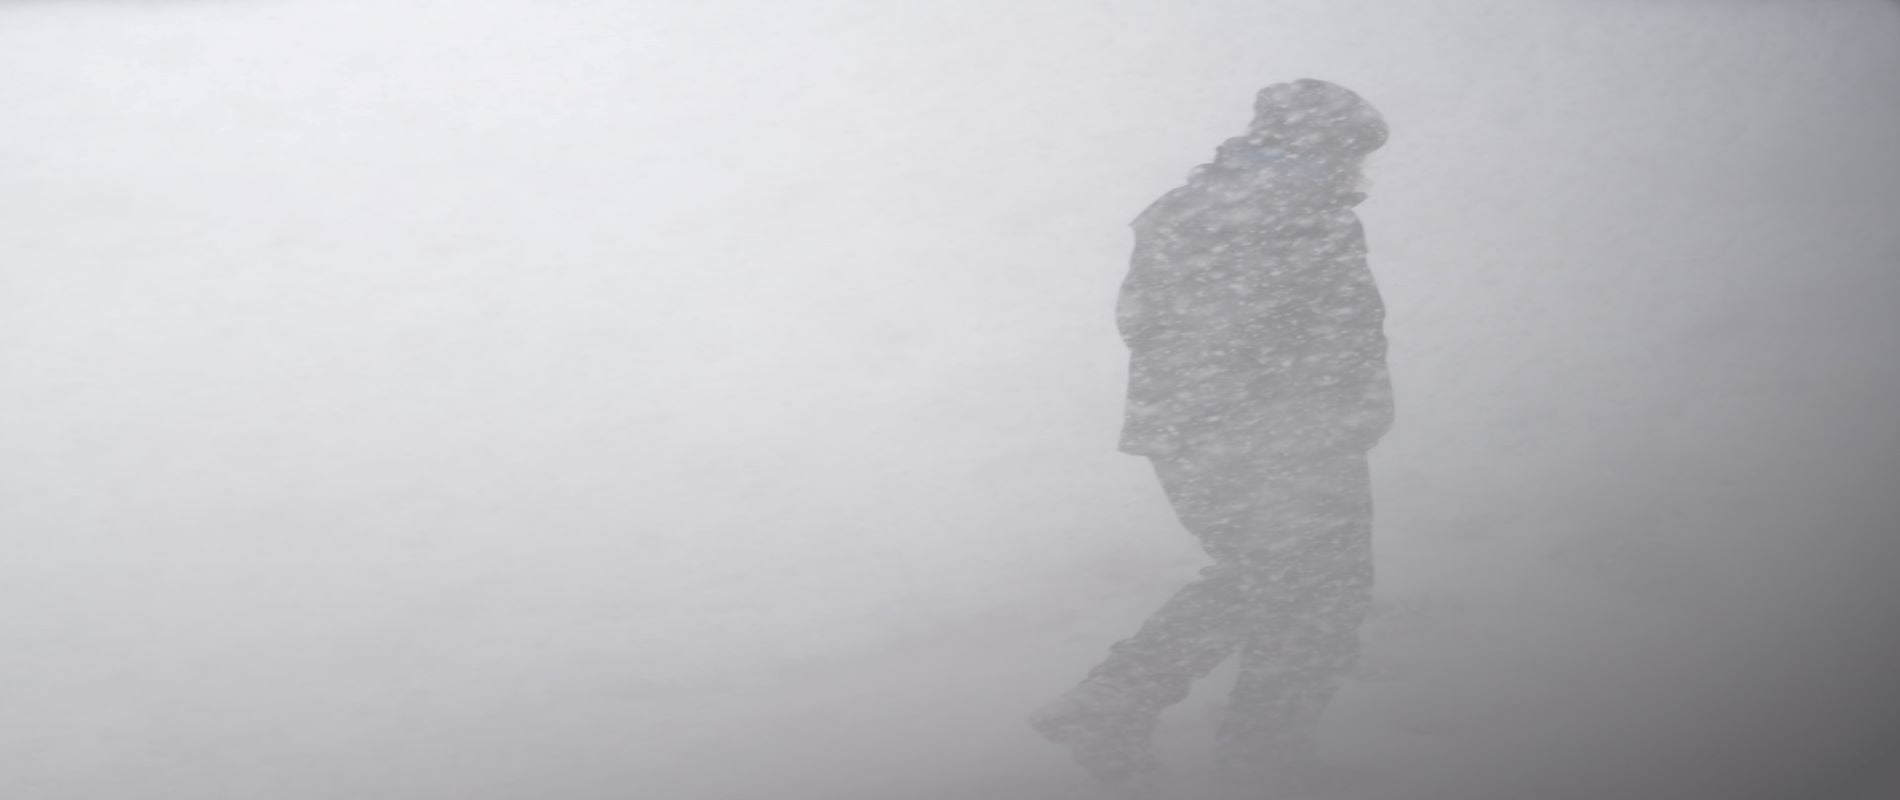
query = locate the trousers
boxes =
[1086,447,1375,770]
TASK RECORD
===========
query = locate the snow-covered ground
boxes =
[4,2,1899,798]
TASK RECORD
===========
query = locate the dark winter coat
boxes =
[1115,179,1394,458]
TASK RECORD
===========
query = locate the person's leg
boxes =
[1078,558,1252,708]
[1033,562,1250,788]
[1217,565,1371,773]
[1030,449,1268,786]
[1213,453,1376,779]
[1072,448,1281,708]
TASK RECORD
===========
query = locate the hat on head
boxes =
[1249,79,1387,157]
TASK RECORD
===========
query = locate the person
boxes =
[1031,79,1394,796]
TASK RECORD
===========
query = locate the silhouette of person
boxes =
[1032,79,1393,795]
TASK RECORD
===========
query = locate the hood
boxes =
[1247,79,1388,159]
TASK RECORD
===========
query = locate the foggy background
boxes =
[3,1,1898,798]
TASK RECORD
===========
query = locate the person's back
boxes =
[1117,80,1391,463]
[1032,78,1393,797]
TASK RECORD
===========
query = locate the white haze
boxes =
[2,1,1898,798]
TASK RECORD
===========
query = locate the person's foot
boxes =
[1028,680,1127,743]
[1029,682,1165,795]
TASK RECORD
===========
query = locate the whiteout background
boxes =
[3,2,1898,798]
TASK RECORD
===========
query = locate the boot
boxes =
[1029,680,1165,795]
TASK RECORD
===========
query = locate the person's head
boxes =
[1202,79,1386,198]
[1247,79,1387,159]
